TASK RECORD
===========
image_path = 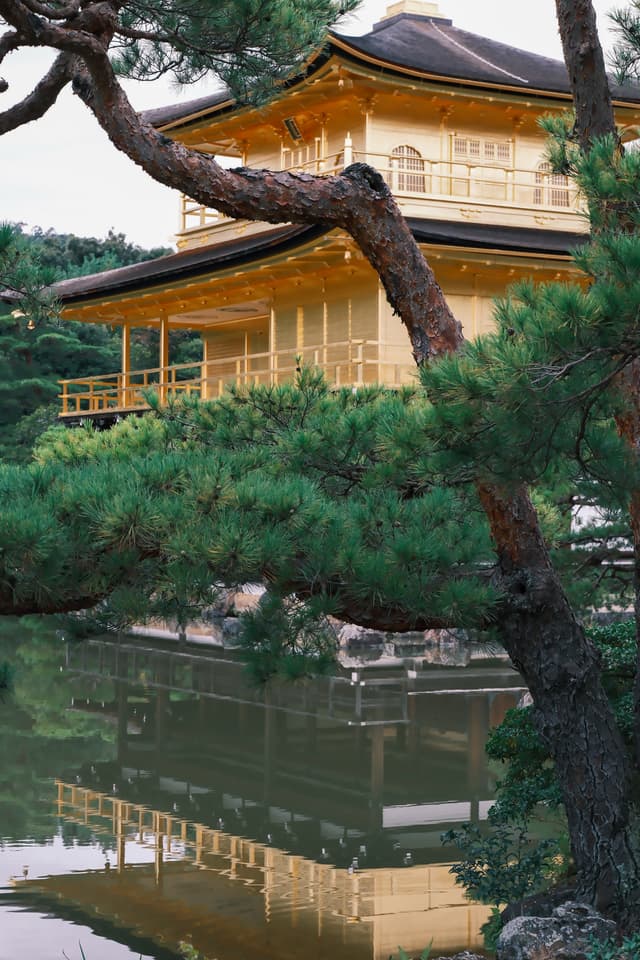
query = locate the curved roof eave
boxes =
[54,224,332,307]
[144,17,640,135]
[52,218,587,314]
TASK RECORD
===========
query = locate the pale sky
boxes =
[0,0,622,249]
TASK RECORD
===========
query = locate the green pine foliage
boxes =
[19,373,498,658]
[113,0,359,101]
[0,224,185,462]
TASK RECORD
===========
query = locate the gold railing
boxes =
[59,340,414,416]
[179,149,580,232]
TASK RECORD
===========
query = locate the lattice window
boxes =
[453,137,512,165]
[391,144,426,193]
[534,161,570,207]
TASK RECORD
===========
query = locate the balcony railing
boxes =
[59,340,415,416]
[179,148,579,233]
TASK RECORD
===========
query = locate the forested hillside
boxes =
[0,226,198,461]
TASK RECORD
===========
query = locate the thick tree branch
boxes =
[556,0,640,771]
[70,55,461,361]
[555,0,617,148]
[0,29,22,67]
[0,0,113,58]
[0,51,75,134]
[0,0,462,362]
[0,590,107,617]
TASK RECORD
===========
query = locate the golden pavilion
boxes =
[53,0,640,421]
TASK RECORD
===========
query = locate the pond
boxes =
[0,618,525,960]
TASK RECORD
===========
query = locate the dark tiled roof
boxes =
[142,89,231,128]
[142,12,640,130]
[407,218,586,255]
[337,14,640,100]
[52,224,326,304]
[50,219,586,307]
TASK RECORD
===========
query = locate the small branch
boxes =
[0,0,111,59]
[114,23,172,43]
[0,29,21,67]
[0,51,75,134]
[21,0,81,19]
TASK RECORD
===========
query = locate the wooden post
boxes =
[159,313,169,403]
[121,322,131,408]
[201,334,208,400]
[344,132,353,167]
[467,694,489,824]
[269,303,277,386]
[369,722,385,833]
[355,342,364,385]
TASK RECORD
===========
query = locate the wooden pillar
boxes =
[269,302,277,385]
[154,828,164,886]
[263,693,275,804]
[201,334,209,400]
[121,322,131,408]
[467,694,489,824]
[370,726,385,795]
[369,723,385,832]
[116,803,126,874]
[116,668,128,766]
[159,313,169,403]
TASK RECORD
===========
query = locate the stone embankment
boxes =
[132,584,506,666]
[428,902,619,960]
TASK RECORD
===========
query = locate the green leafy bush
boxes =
[442,821,560,907]
[586,932,640,960]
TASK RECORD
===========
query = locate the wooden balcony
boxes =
[59,339,415,419]
[178,143,581,240]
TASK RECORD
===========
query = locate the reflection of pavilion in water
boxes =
[24,779,491,960]
[15,637,525,959]
[64,637,525,849]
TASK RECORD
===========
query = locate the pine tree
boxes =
[1,0,640,912]
[0,224,178,462]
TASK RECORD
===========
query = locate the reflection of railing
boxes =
[178,148,580,233]
[65,639,410,725]
[34,781,490,959]
[59,340,414,415]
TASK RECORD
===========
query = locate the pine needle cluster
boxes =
[112,0,359,101]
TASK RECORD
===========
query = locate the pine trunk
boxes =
[0,0,637,907]
[616,363,640,771]
[479,483,638,908]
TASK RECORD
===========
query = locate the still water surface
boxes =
[0,619,525,960]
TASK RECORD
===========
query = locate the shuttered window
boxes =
[453,137,512,165]
[534,161,570,207]
[390,144,426,192]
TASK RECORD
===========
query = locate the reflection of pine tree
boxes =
[0,617,116,842]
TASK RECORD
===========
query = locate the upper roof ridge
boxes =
[372,0,452,31]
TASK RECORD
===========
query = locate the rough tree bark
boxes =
[0,0,637,907]
[555,0,640,771]
[478,483,637,907]
[618,383,640,772]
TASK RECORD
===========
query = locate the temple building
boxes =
[53,0,640,420]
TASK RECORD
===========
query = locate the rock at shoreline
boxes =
[431,953,485,960]
[496,900,617,959]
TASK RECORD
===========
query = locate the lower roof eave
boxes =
[53,218,589,314]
